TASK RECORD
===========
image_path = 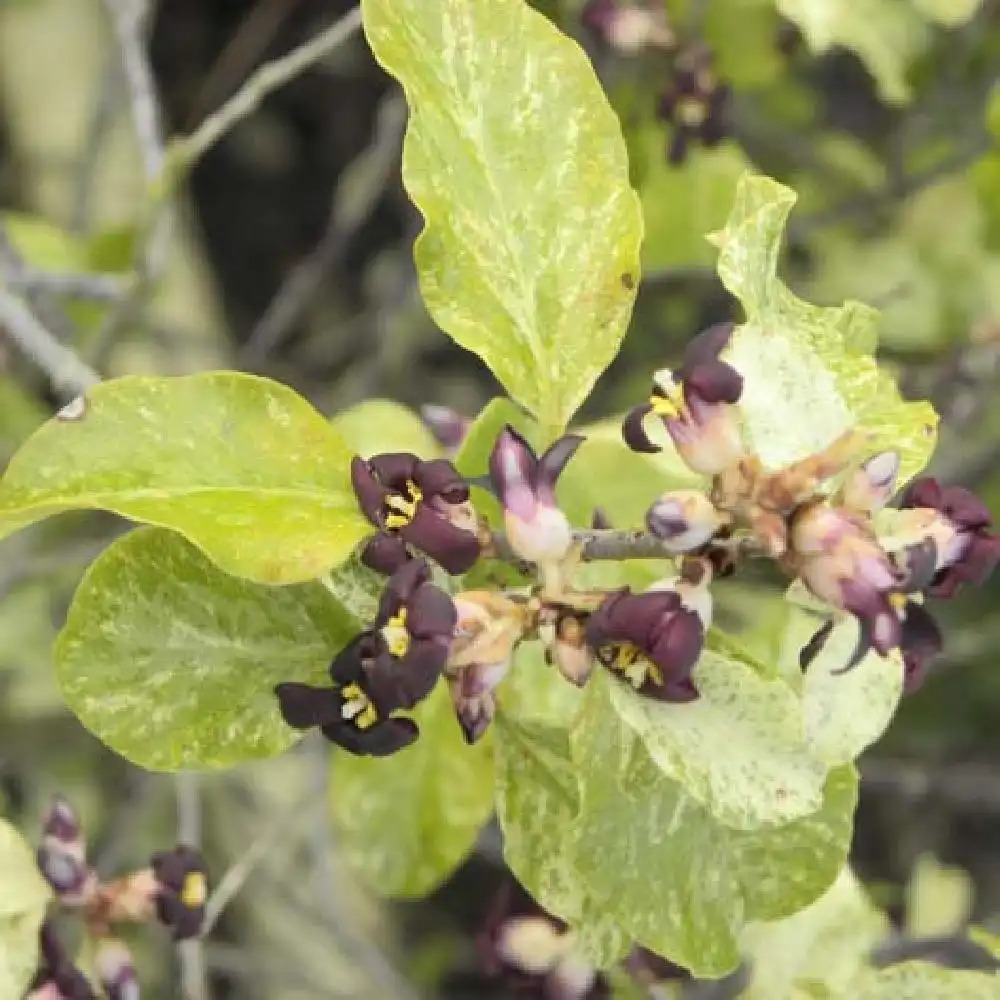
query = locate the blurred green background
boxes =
[2,0,1000,996]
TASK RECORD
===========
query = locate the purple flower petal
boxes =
[678,322,734,374]
[375,559,432,625]
[407,582,458,640]
[350,457,390,525]
[901,477,942,511]
[360,532,412,576]
[622,402,660,453]
[402,505,481,574]
[413,458,469,503]
[535,434,585,503]
[899,601,942,693]
[367,452,419,488]
[646,608,703,680]
[274,682,343,730]
[683,359,743,405]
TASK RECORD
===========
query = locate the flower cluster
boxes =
[28,797,208,1000]
[274,322,998,756]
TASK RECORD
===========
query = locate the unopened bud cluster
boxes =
[27,797,208,1000]
[273,322,1000,760]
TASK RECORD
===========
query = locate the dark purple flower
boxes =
[478,882,608,1000]
[351,452,481,575]
[36,796,94,905]
[899,478,1000,598]
[899,601,943,693]
[489,427,583,564]
[276,561,455,755]
[587,580,710,702]
[151,844,207,941]
[623,323,744,475]
[656,47,730,166]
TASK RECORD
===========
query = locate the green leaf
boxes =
[55,527,359,771]
[788,613,903,765]
[0,373,369,584]
[740,868,889,999]
[362,0,643,438]
[911,0,983,28]
[0,818,50,998]
[570,674,856,978]
[853,963,1000,999]
[608,649,828,829]
[330,681,495,898]
[715,173,938,485]
[332,399,441,458]
[774,1,927,105]
[454,397,538,480]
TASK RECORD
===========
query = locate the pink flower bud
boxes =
[95,939,139,1000]
[646,489,724,553]
[840,451,900,514]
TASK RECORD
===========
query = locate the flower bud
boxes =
[488,426,583,565]
[840,451,900,514]
[95,939,139,1000]
[37,797,95,906]
[582,0,674,54]
[646,489,724,553]
[419,403,470,454]
[448,660,509,744]
[547,609,594,687]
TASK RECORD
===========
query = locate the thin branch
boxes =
[103,0,165,183]
[492,528,676,564]
[172,6,364,170]
[0,227,79,342]
[72,56,123,235]
[241,91,407,366]
[0,290,100,397]
[176,773,210,1000]
[8,269,126,303]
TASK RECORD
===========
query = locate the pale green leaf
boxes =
[0,818,50,998]
[793,613,903,765]
[0,373,369,585]
[911,0,983,27]
[362,0,643,437]
[55,527,358,771]
[332,398,441,458]
[716,174,938,484]
[853,963,1000,999]
[774,0,928,104]
[740,869,889,999]
[454,397,538,481]
[570,676,857,978]
[904,853,973,940]
[608,650,827,829]
[330,681,495,898]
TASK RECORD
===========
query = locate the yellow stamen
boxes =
[382,609,410,658]
[383,479,423,529]
[181,872,207,908]
[649,393,680,419]
[601,643,656,689]
[890,592,907,612]
[341,682,378,730]
[677,96,708,127]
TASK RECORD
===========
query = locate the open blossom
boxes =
[351,452,481,575]
[656,46,730,165]
[277,561,454,755]
[151,845,208,940]
[587,567,712,702]
[489,426,584,564]
[623,322,744,475]
[790,502,902,656]
[897,478,1000,598]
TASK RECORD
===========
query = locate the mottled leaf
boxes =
[0,373,369,584]
[715,174,937,484]
[333,398,441,458]
[570,674,856,978]
[853,964,1000,999]
[55,527,358,770]
[0,818,50,998]
[740,868,888,999]
[362,0,643,437]
[330,681,495,898]
[608,649,828,829]
[786,612,903,765]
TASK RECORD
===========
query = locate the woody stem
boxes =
[490,528,675,564]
